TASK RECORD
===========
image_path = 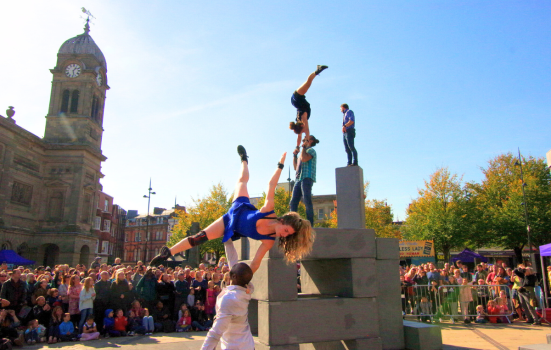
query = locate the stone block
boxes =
[403,320,442,350]
[377,259,404,350]
[301,228,376,260]
[519,345,551,350]
[258,298,379,345]
[255,343,300,350]
[335,166,365,229]
[547,334,551,344]
[376,238,400,260]
[243,259,297,301]
[301,258,377,298]
[234,236,251,260]
[344,337,383,350]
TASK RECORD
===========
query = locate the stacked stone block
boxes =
[236,166,405,349]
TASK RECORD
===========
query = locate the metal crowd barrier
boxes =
[401,284,515,324]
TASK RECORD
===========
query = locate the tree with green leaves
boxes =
[402,168,475,262]
[168,183,231,262]
[470,153,551,262]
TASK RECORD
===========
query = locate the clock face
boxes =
[96,74,103,86]
[65,64,81,78]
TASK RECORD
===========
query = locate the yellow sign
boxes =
[399,240,435,257]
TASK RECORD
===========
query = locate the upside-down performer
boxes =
[150,145,315,272]
[289,65,328,148]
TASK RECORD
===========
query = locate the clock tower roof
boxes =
[58,20,106,68]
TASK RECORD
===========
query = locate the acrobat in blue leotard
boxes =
[222,197,276,243]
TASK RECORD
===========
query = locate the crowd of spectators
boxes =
[400,260,543,325]
[0,256,232,347]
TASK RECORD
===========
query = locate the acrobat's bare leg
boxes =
[169,217,225,255]
[233,146,250,200]
[296,72,316,96]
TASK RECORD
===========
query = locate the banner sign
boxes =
[399,240,435,257]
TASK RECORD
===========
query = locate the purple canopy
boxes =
[540,243,551,257]
[451,248,488,263]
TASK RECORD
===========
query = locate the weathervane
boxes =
[80,7,96,33]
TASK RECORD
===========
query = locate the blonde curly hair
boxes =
[277,212,315,263]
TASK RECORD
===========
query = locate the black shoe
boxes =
[149,255,165,267]
[315,65,328,75]
[237,145,248,163]
[159,246,172,259]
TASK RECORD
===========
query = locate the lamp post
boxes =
[514,149,535,268]
[143,179,156,262]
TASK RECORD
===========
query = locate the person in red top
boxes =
[486,300,500,323]
[113,309,128,336]
[177,310,192,332]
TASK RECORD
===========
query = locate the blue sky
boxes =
[1,1,549,219]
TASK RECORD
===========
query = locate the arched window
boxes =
[60,90,70,113]
[70,90,79,113]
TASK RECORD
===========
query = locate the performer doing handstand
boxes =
[151,145,315,272]
[289,65,328,148]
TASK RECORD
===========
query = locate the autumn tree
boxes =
[402,168,476,261]
[470,153,551,262]
[168,183,231,262]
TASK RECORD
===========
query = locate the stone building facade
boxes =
[0,21,110,267]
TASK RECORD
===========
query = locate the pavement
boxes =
[19,322,551,350]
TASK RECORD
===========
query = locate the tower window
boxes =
[91,95,98,121]
[70,90,79,113]
[60,90,70,113]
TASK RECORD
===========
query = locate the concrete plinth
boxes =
[243,258,297,301]
[403,320,442,350]
[258,298,379,346]
[301,258,377,298]
[335,166,365,229]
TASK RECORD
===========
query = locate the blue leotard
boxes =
[222,197,276,242]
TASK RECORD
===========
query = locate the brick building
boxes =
[122,207,182,264]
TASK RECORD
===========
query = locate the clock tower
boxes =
[44,19,109,150]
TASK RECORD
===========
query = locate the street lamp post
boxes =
[514,149,536,268]
[143,179,156,262]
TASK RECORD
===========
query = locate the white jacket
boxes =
[201,241,255,350]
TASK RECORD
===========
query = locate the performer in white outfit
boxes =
[200,241,255,350]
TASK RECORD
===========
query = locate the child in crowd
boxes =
[80,315,100,341]
[187,287,195,308]
[495,295,510,323]
[416,296,432,323]
[486,300,500,323]
[59,313,76,341]
[113,309,128,336]
[103,309,115,338]
[128,309,145,335]
[48,306,64,344]
[205,280,216,320]
[142,308,154,336]
[47,288,62,308]
[475,305,488,323]
[458,279,473,324]
[24,319,41,345]
[177,303,189,321]
[177,310,192,332]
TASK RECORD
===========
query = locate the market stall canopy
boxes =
[451,248,488,263]
[0,250,35,265]
[539,243,551,257]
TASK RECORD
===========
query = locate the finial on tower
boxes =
[81,7,96,34]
